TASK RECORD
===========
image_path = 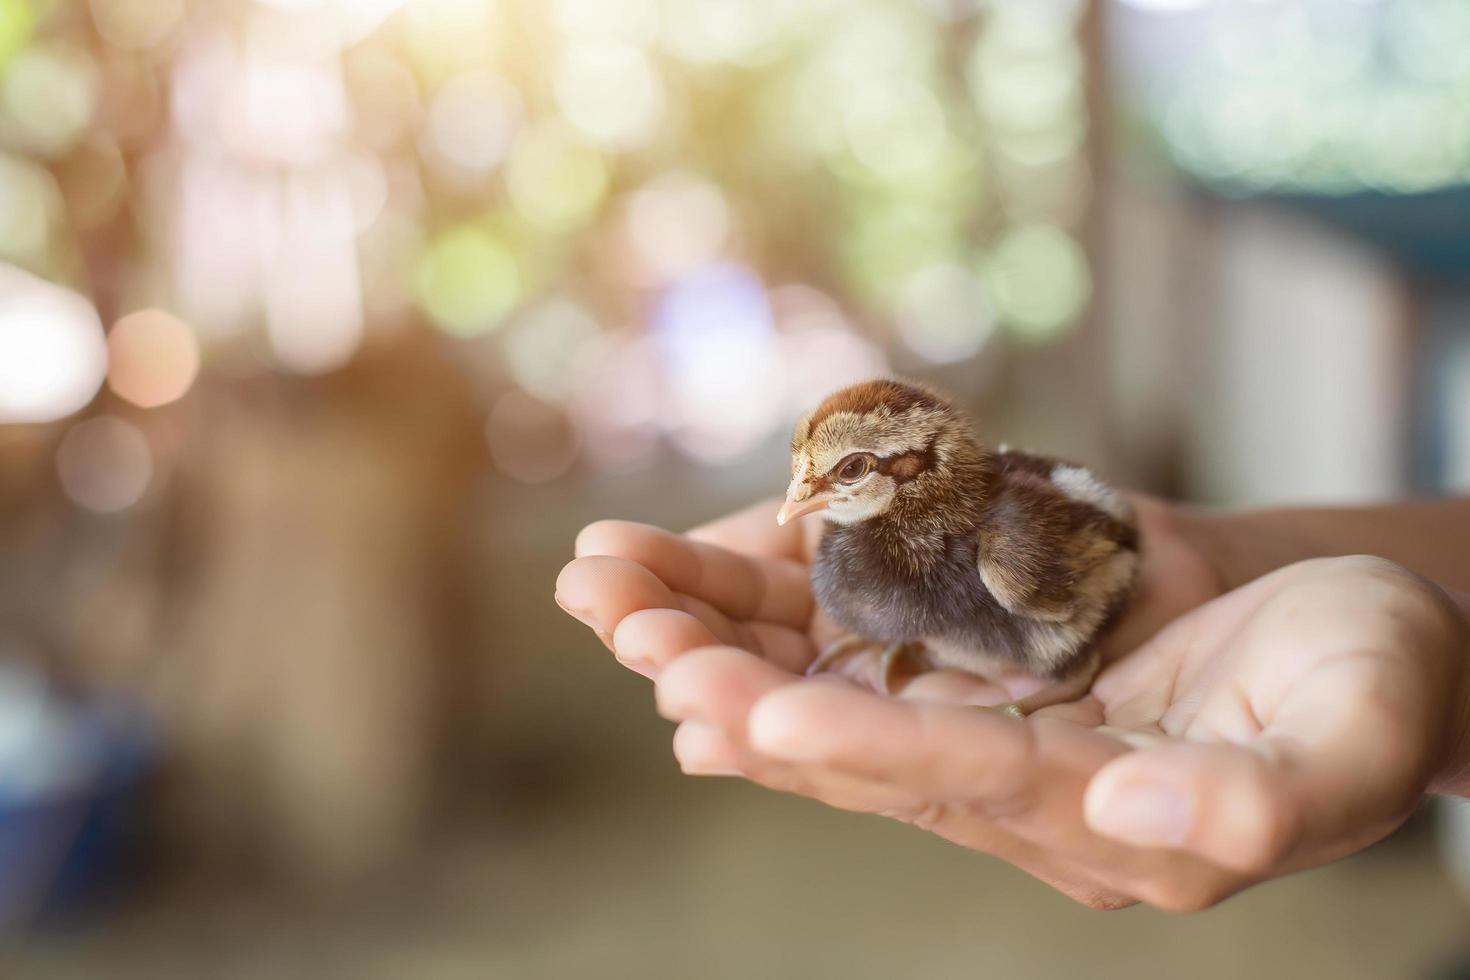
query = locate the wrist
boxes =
[1169,505,1320,596]
[1430,589,1470,797]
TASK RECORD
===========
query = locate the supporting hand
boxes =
[556,500,1470,910]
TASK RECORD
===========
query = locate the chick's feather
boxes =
[793,381,1139,685]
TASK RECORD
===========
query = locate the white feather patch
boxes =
[1050,464,1129,521]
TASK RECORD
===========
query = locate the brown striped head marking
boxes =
[783,379,975,525]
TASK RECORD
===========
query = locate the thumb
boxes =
[1084,669,1430,876]
[1082,741,1299,875]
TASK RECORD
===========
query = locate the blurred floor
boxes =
[6,476,1470,980]
[6,733,1465,980]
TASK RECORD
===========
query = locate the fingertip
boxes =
[747,681,879,763]
[655,645,796,730]
[613,608,720,673]
[553,557,583,599]
[1083,755,1195,849]
[575,520,701,590]
[555,554,678,623]
[672,721,742,776]
[1084,745,1295,874]
[653,645,746,721]
[574,519,646,559]
[746,687,809,759]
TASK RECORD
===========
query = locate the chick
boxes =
[779,379,1139,716]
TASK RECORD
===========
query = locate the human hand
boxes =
[557,494,1218,707]
[555,502,1470,910]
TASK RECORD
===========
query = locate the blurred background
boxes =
[3,0,1470,976]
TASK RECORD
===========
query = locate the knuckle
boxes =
[978,780,1039,820]
[893,801,950,832]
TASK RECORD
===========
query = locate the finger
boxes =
[612,608,720,674]
[673,592,762,650]
[744,623,816,674]
[1084,741,1297,876]
[686,498,804,559]
[746,681,1049,803]
[656,646,801,737]
[672,721,742,776]
[1086,652,1426,878]
[576,520,812,628]
[894,669,1011,707]
[1096,563,1451,874]
[556,556,679,649]
[666,659,1146,910]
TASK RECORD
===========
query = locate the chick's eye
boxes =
[837,455,871,483]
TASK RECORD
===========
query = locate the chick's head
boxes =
[780,379,980,526]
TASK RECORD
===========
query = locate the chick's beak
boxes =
[777,483,832,526]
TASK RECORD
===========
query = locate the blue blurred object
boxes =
[1273,185,1470,284]
[0,663,156,930]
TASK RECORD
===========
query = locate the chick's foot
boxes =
[805,638,931,695]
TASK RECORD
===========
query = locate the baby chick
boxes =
[780,379,1139,716]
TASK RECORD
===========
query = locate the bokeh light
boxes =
[88,0,184,52]
[231,17,350,168]
[771,284,891,412]
[660,0,795,66]
[843,79,951,183]
[652,264,784,463]
[554,41,666,151]
[4,0,1104,481]
[263,166,366,373]
[254,0,411,47]
[624,171,731,283]
[0,0,33,70]
[894,262,998,364]
[1127,0,1470,194]
[423,69,521,175]
[1117,0,1211,10]
[986,224,1091,342]
[571,335,661,472]
[485,389,582,484]
[106,309,202,409]
[55,415,153,514]
[416,225,522,337]
[404,0,501,81]
[0,264,107,424]
[2,44,98,157]
[553,0,661,47]
[505,122,608,232]
[502,298,604,405]
[0,153,57,263]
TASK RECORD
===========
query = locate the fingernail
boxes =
[555,594,615,653]
[1089,779,1194,847]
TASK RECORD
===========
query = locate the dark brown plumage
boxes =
[780,379,1140,714]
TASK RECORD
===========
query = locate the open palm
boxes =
[556,499,1470,910]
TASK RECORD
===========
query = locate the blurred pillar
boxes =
[1185,204,1413,505]
[78,335,487,883]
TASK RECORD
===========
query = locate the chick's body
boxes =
[782,380,1139,706]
